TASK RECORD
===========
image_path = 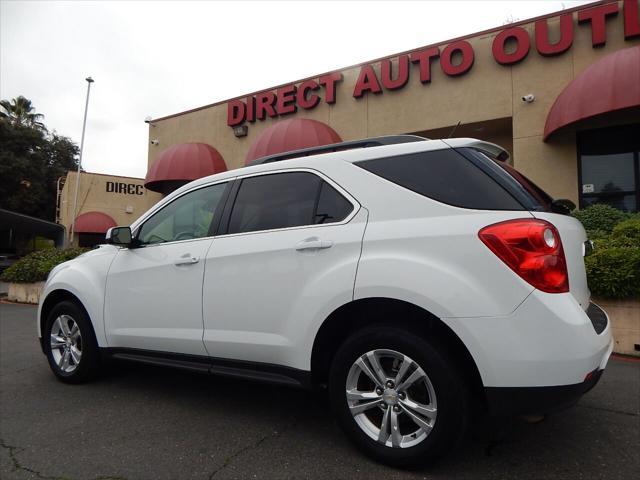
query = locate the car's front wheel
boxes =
[44,300,100,383]
[329,327,468,466]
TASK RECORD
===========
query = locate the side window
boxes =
[356,149,525,211]
[138,182,227,245]
[227,172,353,234]
[314,181,353,224]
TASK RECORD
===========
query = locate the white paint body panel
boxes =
[38,138,613,390]
[104,238,212,355]
[37,245,118,345]
[202,208,367,366]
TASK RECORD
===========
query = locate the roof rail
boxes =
[248,134,428,166]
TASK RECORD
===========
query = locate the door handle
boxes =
[174,253,199,266]
[295,238,333,251]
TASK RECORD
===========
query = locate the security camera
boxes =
[144,116,152,123]
[150,139,160,146]
[522,94,535,103]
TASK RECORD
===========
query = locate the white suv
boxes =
[38,136,613,466]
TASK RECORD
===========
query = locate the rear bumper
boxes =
[445,290,614,390]
[485,368,603,416]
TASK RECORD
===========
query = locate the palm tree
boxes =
[0,96,47,130]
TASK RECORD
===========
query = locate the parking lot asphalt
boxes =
[1,302,638,480]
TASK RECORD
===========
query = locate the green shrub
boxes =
[610,218,640,247]
[585,247,640,299]
[0,247,87,283]
[572,204,628,234]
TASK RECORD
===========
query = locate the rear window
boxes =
[459,148,553,211]
[494,161,552,210]
[356,149,526,210]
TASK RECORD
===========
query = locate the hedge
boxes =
[572,205,640,300]
[571,204,628,235]
[585,247,640,299]
[0,248,87,283]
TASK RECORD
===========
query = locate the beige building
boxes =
[60,0,640,246]
[59,171,160,246]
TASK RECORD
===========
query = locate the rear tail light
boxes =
[478,219,569,293]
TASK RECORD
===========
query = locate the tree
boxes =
[0,97,79,221]
[0,96,47,131]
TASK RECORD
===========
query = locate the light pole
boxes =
[69,76,94,243]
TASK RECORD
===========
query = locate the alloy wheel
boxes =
[50,314,83,373]
[345,349,437,449]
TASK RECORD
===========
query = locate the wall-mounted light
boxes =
[233,125,248,137]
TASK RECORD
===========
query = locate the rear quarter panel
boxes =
[325,160,537,319]
[354,210,537,319]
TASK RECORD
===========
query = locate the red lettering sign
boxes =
[624,0,640,39]
[276,85,297,115]
[226,3,631,128]
[353,65,383,98]
[255,91,277,120]
[246,96,256,123]
[578,3,618,47]
[535,14,573,56]
[440,41,474,76]
[319,73,342,104]
[227,100,245,127]
[410,47,440,83]
[492,27,530,65]
[381,55,409,90]
[297,80,320,109]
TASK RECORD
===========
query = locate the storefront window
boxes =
[578,124,640,212]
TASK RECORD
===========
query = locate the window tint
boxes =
[460,147,551,211]
[314,181,353,224]
[228,172,353,234]
[494,160,552,210]
[356,149,524,210]
[138,183,227,244]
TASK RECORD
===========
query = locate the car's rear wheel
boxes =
[44,300,100,383]
[329,326,468,466]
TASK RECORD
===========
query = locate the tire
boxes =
[44,300,101,384]
[329,326,469,467]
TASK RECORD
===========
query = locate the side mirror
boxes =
[105,226,133,246]
[550,198,576,215]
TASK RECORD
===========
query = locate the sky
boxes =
[1,0,593,179]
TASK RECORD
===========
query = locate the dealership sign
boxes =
[106,181,145,195]
[228,0,640,127]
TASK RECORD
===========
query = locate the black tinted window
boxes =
[228,172,353,234]
[314,182,353,224]
[356,149,524,210]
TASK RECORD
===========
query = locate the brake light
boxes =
[478,219,569,293]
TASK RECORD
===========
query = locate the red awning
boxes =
[544,46,640,140]
[145,143,227,194]
[74,211,116,234]
[245,118,342,165]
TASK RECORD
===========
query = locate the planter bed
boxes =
[595,298,640,357]
[7,282,45,305]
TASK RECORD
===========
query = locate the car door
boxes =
[202,169,367,368]
[104,181,230,356]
